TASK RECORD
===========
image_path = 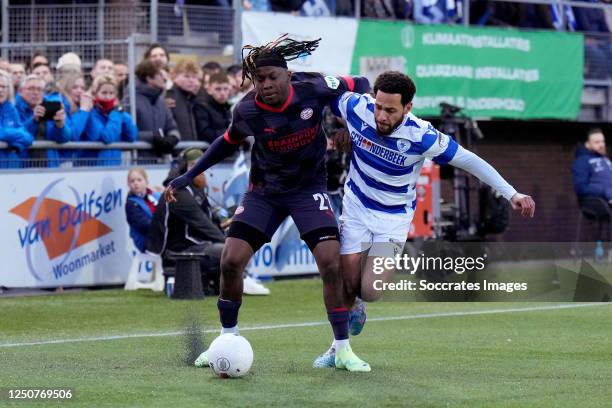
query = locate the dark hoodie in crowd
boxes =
[146,169,225,255]
[123,79,180,160]
[572,145,612,200]
[194,91,232,144]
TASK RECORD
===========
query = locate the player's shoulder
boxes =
[394,112,438,141]
[341,91,374,117]
[292,72,344,92]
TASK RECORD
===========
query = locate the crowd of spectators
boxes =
[0,1,610,167]
[0,43,253,168]
[239,0,612,32]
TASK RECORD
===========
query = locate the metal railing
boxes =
[0,140,211,169]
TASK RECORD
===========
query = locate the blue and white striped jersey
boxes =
[332,92,459,215]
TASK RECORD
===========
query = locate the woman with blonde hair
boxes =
[0,70,31,168]
[58,73,93,165]
[82,74,138,166]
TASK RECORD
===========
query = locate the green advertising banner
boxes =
[351,22,584,119]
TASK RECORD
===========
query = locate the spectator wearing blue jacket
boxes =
[16,74,72,167]
[83,75,138,166]
[125,168,161,252]
[59,73,94,166]
[59,74,92,140]
[572,128,612,203]
[0,70,32,168]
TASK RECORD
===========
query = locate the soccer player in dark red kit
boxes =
[166,36,371,372]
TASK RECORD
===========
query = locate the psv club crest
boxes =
[300,108,314,120]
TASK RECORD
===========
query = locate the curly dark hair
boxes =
[241,34,320,85]
[373,71,416,105]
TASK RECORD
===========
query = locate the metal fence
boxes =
[0,140,211,169]
[3,2,235,56]
[0,38,131,72]
[6,3,150,44]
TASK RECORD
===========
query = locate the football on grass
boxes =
[208,334,253,378]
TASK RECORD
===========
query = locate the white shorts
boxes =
[339,190,412,256]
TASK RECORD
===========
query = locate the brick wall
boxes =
[432,120,612,242]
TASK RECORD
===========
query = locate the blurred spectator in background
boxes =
[9,63,25,90]
[144,44,172,90]
[126,60,179,162]
[363,0,397,19]
[201,61,222,90]
[270,0,306,12]
[43,65,77,165]
[31,63,54,86]
[90,58,115,82]
[301,0,334,16]
[0,58,10,72]
[166,60,201,141]
[16,74,72,167]
[55,52,82,78]
[520,4,556,29]
[194,72,232,143]
[144,43,170,70]
[114,63,129,84]
[28,52,48,72]
[114,62,129,101]
[413,0,450,23]
[126,167,161,253]
[82,75,138,166]
[242,0,271,11]
[0,70,32,168]
[471,1,522,27]
[58,73,92,143]
[572,128,612,203]
[226,64,243,105]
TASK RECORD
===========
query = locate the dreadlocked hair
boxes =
[241,34,321,85]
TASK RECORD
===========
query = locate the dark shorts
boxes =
[230,188,338,241]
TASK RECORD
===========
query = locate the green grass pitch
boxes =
[1,279,611,407]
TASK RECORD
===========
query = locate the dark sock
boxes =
[217,298,241,328]
[327,307,349,340]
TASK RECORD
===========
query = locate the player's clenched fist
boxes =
[510,193,535,218]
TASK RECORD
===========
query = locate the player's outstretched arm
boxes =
[164,134,239,203]
[448,146,535,218]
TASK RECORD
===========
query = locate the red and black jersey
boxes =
[223,72,365,195]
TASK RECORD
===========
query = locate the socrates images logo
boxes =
[9,178,119,281]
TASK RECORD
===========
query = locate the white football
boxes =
[207,334,253,378]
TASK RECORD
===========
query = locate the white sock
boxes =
[221,325,238,335]
[334,339,349,350]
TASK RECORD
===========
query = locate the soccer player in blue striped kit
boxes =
[313,71,536,369]
[167,36,373,372]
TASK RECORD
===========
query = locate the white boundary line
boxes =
[1,302,609,348]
